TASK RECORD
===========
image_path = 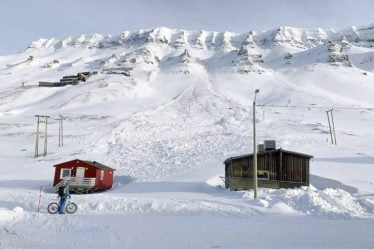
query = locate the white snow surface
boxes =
[1,26,374,248]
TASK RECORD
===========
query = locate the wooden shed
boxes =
[224,149,313,191]
[53,159,115,194]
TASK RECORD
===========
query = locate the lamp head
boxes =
[254,89,260,103]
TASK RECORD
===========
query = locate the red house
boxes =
[53,159,115,194]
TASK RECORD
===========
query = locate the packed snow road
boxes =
[1,211,374,249]
[0,171,374,249]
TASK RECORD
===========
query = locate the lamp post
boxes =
[253,89,260,199]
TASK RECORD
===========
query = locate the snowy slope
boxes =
[1,25,374,248]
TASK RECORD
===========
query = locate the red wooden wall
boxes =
[53,159,114,191]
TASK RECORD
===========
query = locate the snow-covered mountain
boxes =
[1,25,374,248]
[22,25,374,73]
[2,24,374,178]
[2,24,374,181]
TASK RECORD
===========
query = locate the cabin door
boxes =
[76,167,85,178]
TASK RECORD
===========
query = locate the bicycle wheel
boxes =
[47,202,59,214]
[66,202,78,214]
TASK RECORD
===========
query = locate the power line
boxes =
[256,104,374,146]
[257,104,374,110]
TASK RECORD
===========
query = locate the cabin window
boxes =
[258,170,270,180]
[100,170,104,181]
[60,169,71,179]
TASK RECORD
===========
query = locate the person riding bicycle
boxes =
[58,184,71,214]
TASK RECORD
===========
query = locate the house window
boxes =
[60,168,71,179]
[100,170,104,181]
[258,170,270,180]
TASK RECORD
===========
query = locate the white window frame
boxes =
[257,170,270,180]
[100,170,104,181]
[60,168,71,179]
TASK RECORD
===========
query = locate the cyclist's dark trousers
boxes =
[58,197,67,214]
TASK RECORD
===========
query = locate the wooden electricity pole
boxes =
[326,109,337,145]
[253,89,260,199]
[326,110,333,144]
[61,115,64,146]
[34,115,50,158]
[43,116,48,156]
[330,109,337,145]
[56,115,65,147]
[34,116,40,158]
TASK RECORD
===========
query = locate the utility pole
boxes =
[326,110,333,144]
[326,109,337,145]
[253,89,260,199]
[44,116,48,156]
[60,115,63,147]
[35,116,40,158]
[330,109,337,145]
[56,115,65,147]
[34,115,50,158]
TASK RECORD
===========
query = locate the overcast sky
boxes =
[0,0,373,55]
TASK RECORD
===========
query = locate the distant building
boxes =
[53,159,115,194]
[39,71,97,87]
[224,141,313,191]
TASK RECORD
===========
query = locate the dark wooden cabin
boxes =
[224,149,313,190]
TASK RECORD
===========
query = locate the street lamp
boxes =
[253,89,260,199]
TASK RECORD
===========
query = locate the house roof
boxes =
[224,148,313,164]
[83,160,115,171]
[54,159,115,170]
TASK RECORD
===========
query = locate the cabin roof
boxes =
[224,148,313,164]
[82,160,115,171]
[54,159,115,170]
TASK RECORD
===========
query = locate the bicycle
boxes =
[47,197,78,214]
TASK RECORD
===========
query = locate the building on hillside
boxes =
[39,71,97,87]
[53,159,115,194]
[224,141,313,191]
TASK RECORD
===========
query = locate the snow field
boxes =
[1,25,374,248]
[0,177,372,219]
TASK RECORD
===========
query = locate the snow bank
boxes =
[0,207,24,222]
[243,186,370,218]
[0,181,372,219]
[77,197,258,216]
